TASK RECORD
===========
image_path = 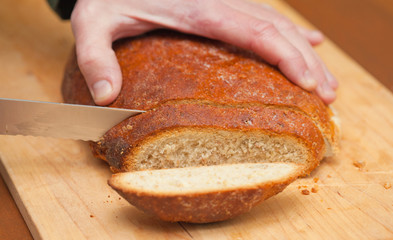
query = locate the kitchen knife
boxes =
[0,98,145,141]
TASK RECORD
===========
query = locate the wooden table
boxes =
[1,0,393,239]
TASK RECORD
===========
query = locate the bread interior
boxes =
[128,129,309,171]
[111,163,298,194]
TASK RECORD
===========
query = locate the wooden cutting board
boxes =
[1,0,392,239]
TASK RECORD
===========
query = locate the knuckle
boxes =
[193,12,224,33]
[249,21,276,37]
[70,8,82,24]
[247,21,279,51]
[273,16,296,31]
[71,1,99,23]
[286,50,304,63]
[307,57,323,72]
[196,15,224,34]
[77,50,100,70]
[177,0,225,34]
[277,50,304,69]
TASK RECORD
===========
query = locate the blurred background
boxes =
[284,0,393,92]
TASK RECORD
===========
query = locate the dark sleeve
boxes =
[47,0,77,19]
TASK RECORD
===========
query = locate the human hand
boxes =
[71,0,338,106]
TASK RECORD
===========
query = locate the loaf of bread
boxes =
[109,163,300,223]
[62,30,340,223]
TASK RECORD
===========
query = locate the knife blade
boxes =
[0,98,145,141]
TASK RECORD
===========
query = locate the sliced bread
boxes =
[109,163,300,223]
[94,103,325,176]
[62,30,340,223]
[62,30,340,174]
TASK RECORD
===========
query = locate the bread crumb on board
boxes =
[301,189,310,195]
[353,160,366,169]
[299,182,319,195]
[383,182,392,189]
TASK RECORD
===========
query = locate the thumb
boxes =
[72,14,122,105]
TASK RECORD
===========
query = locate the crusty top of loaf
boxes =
[62,30,339,153]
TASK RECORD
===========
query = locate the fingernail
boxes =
[302,70,317,90]
[325,70,339,90]
[90,80,113,102]
[310,30,324,39]
[322,80,336,100]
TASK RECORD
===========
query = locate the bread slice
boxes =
[94,103,325,176]
[108,163,300,223]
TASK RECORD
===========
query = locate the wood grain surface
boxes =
[1,0,393,239]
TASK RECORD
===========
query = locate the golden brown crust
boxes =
[62,30,338,152]
[92,103,325,175]
[62,49,95,106]
[108,167,298,223]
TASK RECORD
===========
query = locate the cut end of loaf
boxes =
[127,128,313,175]
[95,103,326,176]
[109,163,300,223]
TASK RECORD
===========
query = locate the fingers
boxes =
[297,27,339,92]
[71,3,123,106]
[230,0,337,103]
[258,2,325,46]
[166,0,337,103]
[260,6,338,102]
[297,26,324,46]
[71,0,338,105]
[169,2,316,91]
[71,0,159,105]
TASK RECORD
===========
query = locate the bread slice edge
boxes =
[108,163,300,223]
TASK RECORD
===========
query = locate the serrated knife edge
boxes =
[0,98,145,141]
